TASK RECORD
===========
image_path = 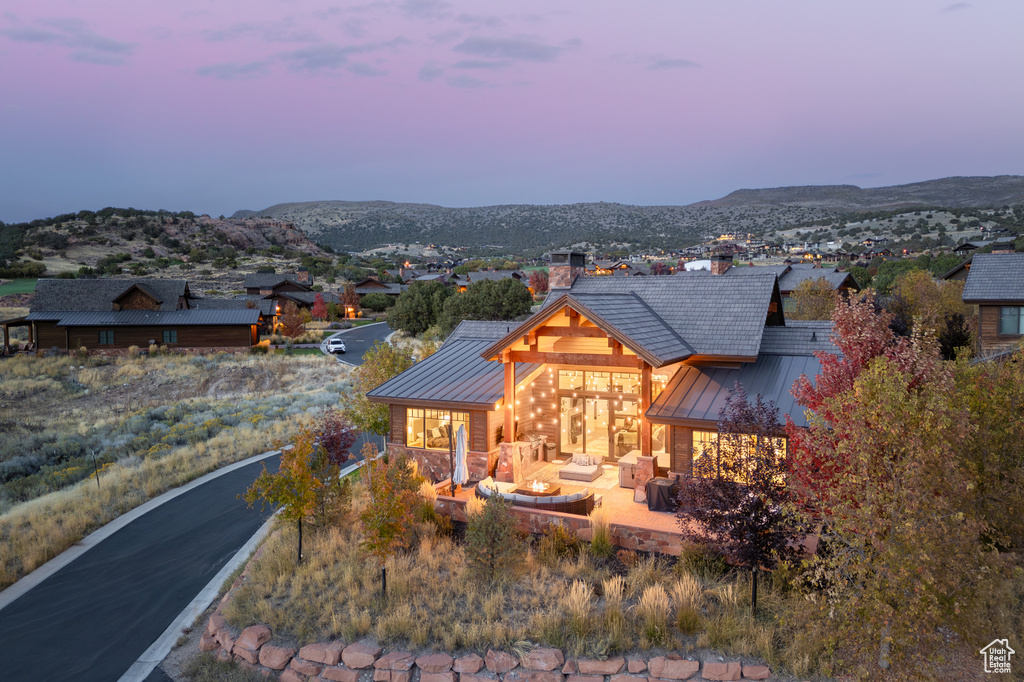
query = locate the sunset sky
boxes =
[1,1,1022,223]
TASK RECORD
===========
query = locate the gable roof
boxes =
[566,293,694,366]
[778,266,859,293]
[31,279,188,314]
[243,273,310,289]
[962,253,1024,303]
[556,274,779,358]
[367,321,541,407]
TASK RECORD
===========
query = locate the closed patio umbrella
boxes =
[453,424,469,487]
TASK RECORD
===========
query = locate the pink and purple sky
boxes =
[1,1,1022,223]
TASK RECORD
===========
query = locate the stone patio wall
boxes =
[433,494,683,556]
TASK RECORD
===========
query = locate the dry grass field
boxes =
[0,349,353,589]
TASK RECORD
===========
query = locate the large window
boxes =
[163,330,178,344]
[99,330,114,345]
[559,369,639,394]
[691,430,786,483]
[406,408,468,450]
[999,306,1024,335]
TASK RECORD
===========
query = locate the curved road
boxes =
[0,321,392,681]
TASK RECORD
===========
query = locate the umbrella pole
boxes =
[448,423,455,496]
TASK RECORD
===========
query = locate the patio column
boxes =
[640,364,652,456]
[503,354,515,443]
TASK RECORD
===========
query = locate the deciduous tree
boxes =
[528,269,549,294]
[676,386,804,610]
[788,278,839,321]
[359,444,420,598]
[280,301,304,337]
[311,292,327,321]
[341,281,361,316]
[342,340,415,435]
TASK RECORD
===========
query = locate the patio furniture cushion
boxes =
[559,462,602,482]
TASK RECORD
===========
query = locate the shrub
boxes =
[464,494,522,584]
[588,505,613,557]
[537,521,582,567]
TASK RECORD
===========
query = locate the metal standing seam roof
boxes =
[962,253,1024,302]
[565,274,779,357]
[367,337,541,407]
[25,309,261,326]
[646,353,823,429]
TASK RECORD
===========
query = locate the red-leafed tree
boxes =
[786,293,943,504]
[786,294,993,672]
[342,281,361,315]
[528,269,549,295]
[315,408,358,466]
[311,292,327,321]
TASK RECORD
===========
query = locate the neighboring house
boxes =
[353,277,407,301]
[367,251,836,484]
[676,257,860,299]
[4,279,261,354]
[243,270,314,296]
[961,252,1024,358]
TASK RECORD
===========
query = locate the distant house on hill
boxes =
[243,269,314,295]
[2,279,262,355]
[954,237,1016,254]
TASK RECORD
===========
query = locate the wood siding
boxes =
[34,321,66,349]
[978,305,1023,357]
[390,404,406,445]
[487,410,504,451]
[61,324,253,350]
[471,411,488,453]
[671,425,693,474]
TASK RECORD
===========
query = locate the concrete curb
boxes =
[0,448,283,614]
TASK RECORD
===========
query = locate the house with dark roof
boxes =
[368,251,836,492]
[353,277,407,300]
[674,256,859,299]
[961,252,1024,357]
[243,270,314,295]
[3,279,261,354]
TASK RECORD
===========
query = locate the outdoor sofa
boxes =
[475,476,599,516]
[558,452,603,482]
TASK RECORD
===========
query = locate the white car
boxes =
[326,338,346,354]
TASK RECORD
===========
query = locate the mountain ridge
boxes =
[231,175,1024,253]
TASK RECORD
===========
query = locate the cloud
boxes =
[418,63,445,81]
[0,16,134,65]
[941,2,972,12]
[348,61,387,77]
[648,57,700,70]
[196,60,272,80]
[453,59,509,70]
[453,36,563,63]
[202,20,318,44]
[280,44,356,71]
[455,13,504,28]
[401,0,452,20]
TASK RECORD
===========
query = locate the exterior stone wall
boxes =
[201,613,777,681]
[433,494,683,556]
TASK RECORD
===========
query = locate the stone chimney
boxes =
[297,268,311,285]
[710,251,733,276]
[992,241,1016,254]
[813,260,822,269]
[549,251,585,290]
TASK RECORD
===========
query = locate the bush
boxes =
[537,521,582,567]
[361,293,394,312]
[464,494,523,583]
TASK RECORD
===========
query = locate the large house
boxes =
[961,252,1024,358]
[3,279,262,354]
[368,251,835,486]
